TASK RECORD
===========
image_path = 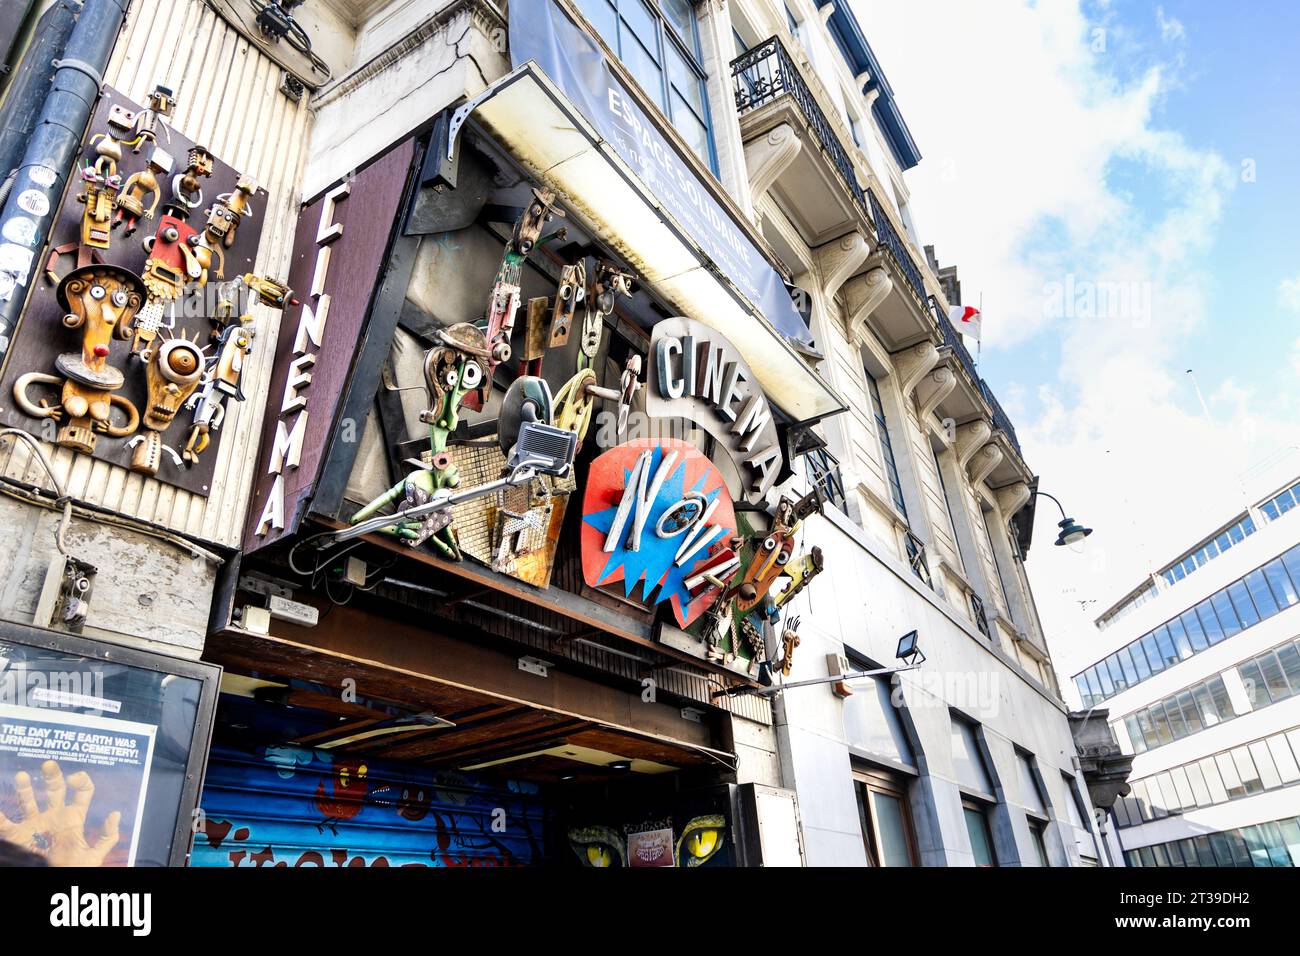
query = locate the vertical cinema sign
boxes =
[243,140,415,551]
[253,180,350,538]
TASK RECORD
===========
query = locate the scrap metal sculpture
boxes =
[126,332,206,475]
[183,274,293,466]
[347,322,492,557]
[13,265,144,453]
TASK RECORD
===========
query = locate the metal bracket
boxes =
[51,58,103,88]
[517,655,552,678]
[447,84,498,162]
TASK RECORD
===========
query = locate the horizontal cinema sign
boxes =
[647,317,782,503]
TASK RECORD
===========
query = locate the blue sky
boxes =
[854,0,1300,662]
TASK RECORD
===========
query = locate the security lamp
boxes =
[896,630,923,665]
[715,630,925,699]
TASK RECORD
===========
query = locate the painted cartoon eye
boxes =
[443,368,459,389]
[111,289,128,307]
[460,363,483,388]
[90,285,106,300]
[567,826,624,868]
[162,226,179,242]
[761,536,777,551]
[775,549,791,566]
[676,814,726,867]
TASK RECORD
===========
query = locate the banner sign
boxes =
[509,1,812,345]
[647,316,783,502]
[581,438,737,627]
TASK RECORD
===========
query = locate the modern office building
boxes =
[1068,473,1300,867]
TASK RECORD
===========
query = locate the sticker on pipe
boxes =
[15,190,50,217]
[581,438,736,627]
[2,217,37,246]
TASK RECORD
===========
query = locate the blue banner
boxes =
[509,1,813,344]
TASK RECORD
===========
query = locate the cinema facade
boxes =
[0,0,1108,866]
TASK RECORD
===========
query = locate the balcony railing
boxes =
[933,296,978,382]
[933,297,1023,457]
[806,446,847,513]
[979,380,1021,456]
[732,36,870,222]
[866,188,927,307]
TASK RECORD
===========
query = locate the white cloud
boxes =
[850,0,1300,678]
[1281,274,1300,312]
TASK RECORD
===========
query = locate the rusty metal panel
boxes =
[0,0,314,547]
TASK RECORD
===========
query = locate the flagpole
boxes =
[976,291,982,367]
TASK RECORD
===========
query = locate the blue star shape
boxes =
[584,446,724,614]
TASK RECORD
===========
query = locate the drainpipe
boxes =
[0,0,83,189]
[0,0,130,355]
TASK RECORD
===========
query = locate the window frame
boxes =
[853,764,920,867]
[574,0,720,174]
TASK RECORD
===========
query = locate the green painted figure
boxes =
[348,323,491,558]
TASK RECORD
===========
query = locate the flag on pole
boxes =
[948,304,981,341]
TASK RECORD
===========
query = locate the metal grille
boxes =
[806,447,846,513]
[867,187,926,307]
[904,529,932,590]
[731,35,869,221]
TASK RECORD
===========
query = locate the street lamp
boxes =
[1034,491,1092,548]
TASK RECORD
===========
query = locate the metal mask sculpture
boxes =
[171,145,214,215]
[126,332,206,475]
[183,273,292,465]
[87,103,136,183]
[113,147,172,237]
[13,265,144,453]
[699,488,826,674]
[133,210,207,358]
[129,84,175,152]
[348,322,492,558]
[578,260,633,371]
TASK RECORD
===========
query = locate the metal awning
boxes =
[449,62,846,423]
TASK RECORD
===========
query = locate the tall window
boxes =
[866,370,906,516]
[951,715,1000,866]
[854,766,918,866]
[576,0,718,173]
[867,370,931,587]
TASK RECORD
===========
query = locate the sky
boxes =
[849,0,1300,674]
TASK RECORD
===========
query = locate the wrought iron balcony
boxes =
[933,297,1023,457]
[732,36,870,222]
[933,296,979,382]
[866,188,927,308]
[979,380,1021,456]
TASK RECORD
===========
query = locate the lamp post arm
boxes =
[1033,490,1070,521]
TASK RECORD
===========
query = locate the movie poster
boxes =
[0,704,156,867]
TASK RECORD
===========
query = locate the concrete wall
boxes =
[0,495,216,657]
[774,496,1092,865]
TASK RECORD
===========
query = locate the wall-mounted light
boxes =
[1034,491,1093,548]
[715,632,924,699]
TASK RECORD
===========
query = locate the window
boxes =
[1117,671,1242,752]
[854,766,918,866]
[1125,812,1300,867]
[866,370,907,516]
[1029,819,1051,867]
[1073,542,1300,704]
[575,0,718,172]
[950,716,994,796]
[963,800,998,867]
